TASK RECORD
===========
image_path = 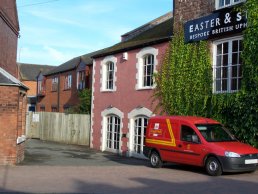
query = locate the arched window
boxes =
[136,47,158,90]
[101,107,124,153]
[128,107,153,158]
[100,56,117,92]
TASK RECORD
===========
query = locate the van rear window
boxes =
[196,124,237,142]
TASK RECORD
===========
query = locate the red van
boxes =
[143,116,258,176]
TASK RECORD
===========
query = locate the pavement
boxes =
[0,139,258,194]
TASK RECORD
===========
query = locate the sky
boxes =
[17,0,172,66]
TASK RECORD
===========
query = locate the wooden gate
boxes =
[26,112,90,146]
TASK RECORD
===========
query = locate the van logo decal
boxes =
[154,123,159,130]
[146,119,176,147]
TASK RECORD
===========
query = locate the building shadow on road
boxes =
[71,176,258,194]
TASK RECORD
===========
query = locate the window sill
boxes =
[215,1,245,11]
[136,87,154,91]
[213,90,239,94]
[101,89,116,93]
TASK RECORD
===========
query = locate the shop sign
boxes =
[184,8,247,43]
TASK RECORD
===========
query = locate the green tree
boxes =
[66,89,91,114]
[76,89,92,114]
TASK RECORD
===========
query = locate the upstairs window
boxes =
[77,70,85,90]
[143,54,154,87]
[213,37,243,93]
[52,77,58,92]
[100,56,117,92]
[64,74,72,90]
[106,61,114,90]
[136,47,158,90]
[38,80,44,94]
[37,74,46,96]
[216,0,245,9]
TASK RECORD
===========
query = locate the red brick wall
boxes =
[23,80,37,96]
[173,0,215,30]
[0,0,19,77]
[0,86,26,165]
[92,42,169,152]
[37,70,80,112]
[0,1,26,165]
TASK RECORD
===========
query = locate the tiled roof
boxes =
[44,57,81,76]
[93,15,173,58]
[45,49,104,76]
[18,63,55,81]
[0,67,28,89]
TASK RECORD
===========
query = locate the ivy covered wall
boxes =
[154,0,258,147]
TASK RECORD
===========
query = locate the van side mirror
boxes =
[192,135,200,144]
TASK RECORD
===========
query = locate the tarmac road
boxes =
[0,139,257,194]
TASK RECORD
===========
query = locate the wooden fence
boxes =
[26,112,90,146]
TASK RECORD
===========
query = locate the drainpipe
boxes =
[57,73,60,112]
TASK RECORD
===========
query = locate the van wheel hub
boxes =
[209,161,218,171]
[150,151,162,168]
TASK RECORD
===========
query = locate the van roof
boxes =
[151,116,220,125]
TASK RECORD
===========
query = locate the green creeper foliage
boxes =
[222,0,258,147]
[153,29,212,117]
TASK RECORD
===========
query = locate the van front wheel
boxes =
[205,157,222,176]
[150,151,162,168]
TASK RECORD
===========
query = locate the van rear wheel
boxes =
[150,151,162,168]
[205,157,222,176]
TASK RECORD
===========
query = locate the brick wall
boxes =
[173,0,215,30]
[0,1,26,165]
[0,0,19,77]
[23,80,37,96]
[37,70,80,112]
[0,86,26,165]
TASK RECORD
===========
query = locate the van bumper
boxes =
[218,155,258,173]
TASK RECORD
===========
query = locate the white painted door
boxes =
[106,115,121,151]
[132,117,148,158]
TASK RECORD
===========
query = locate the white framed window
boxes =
[38,80,43,94]
[106,61,114,90]
[143,54,154,87]
[136,47,158,90]
[101,107,124,153]
[77,70,85,90]
[216,0,245,10]
[213,36,243,93]
[128,107,153,158]
[106,115,121,150]
[51,77,58,92]
[100,56,117,92]
[64,74,72,90]
[133,117,148,156]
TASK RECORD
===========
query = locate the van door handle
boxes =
[178,144,182,148]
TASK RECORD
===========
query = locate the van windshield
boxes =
[195,124,237,142]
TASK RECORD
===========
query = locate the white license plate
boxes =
[245,159,258,164]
